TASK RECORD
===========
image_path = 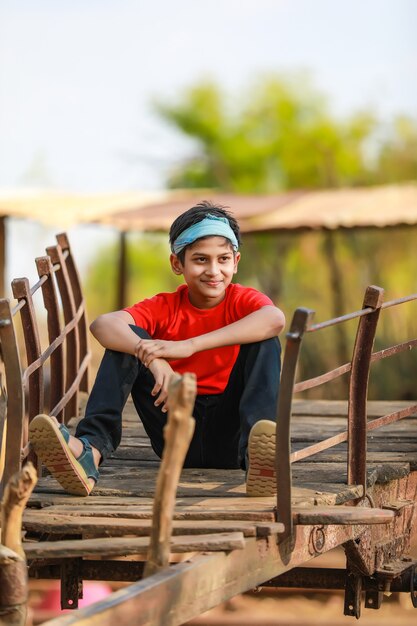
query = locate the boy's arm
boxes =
[90,310,174,412]
[136,305,285,366]
[90,310,144,355]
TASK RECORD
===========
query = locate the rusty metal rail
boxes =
[0,233,90,495]
[275,285,417,541]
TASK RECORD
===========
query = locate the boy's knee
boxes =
[129,325,152,340]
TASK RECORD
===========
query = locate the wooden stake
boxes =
[144,373,196,577]
[0,463,37,626]
[1,462,37,558]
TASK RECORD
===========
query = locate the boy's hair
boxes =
[169,200,242,264]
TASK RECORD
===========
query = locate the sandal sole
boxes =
[246,420,276,497]
[29,414,92,496]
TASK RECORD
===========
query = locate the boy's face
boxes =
[170,236,240,309]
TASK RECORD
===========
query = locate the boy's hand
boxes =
[135,338,194,366]
[147,358,176,413]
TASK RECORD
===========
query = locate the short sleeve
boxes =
[229,284,274,319]
[124,296,165,335]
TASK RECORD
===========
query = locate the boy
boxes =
[29,201,285,497]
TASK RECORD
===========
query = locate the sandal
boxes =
[29,414,99,496]
[246,420,276,497]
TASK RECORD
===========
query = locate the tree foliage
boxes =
[155,75,406,191]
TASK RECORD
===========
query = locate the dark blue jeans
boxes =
[76,327,281,470]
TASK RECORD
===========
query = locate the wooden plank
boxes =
[24,505,277,522]
[23,514,267,538]
[34,460,410,500]
[293,506,395,525]
[28,494,277,509]
[28,482,364,511]
[23,532,246,559]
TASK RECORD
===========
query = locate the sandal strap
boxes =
[78,437,100,483]
[58,423,71,444]
[58,424,99,484]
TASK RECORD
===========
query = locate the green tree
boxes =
[376,116,417,183]
[156,75,377,192]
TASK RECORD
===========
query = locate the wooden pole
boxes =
[0,216,6,297]
[322,229,350,371]
[144,373,196,577]
[0,463,37,626]
[117,230,127,310]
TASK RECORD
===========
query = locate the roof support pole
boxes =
[0,216,6,297]
[117,230,127,310]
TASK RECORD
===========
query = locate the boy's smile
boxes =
[170,236,240,309]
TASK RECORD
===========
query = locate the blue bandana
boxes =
[172,214,239,255]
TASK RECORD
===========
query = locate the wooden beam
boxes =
[30,523,372,626]
[22,513,276,537]
[24,532,246,559]
[293,506,395,525]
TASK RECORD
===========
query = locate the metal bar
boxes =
[290,430,349,463]
[307,306,374,332]
[275,307,314,541]
[50,353,90,417]
[293,338,416,394]
[370,338,417,363]
[347,285,384,489]
[0,299,24,495]
[56,233,90,393]
[290,403,417,464]
[294,362,351,392]
[10,298,25,316]
[306,292,417,334]
[29,560,146,582]
[381,293,417,309]
[29,274,48,297]
[36,256,65,422]
[11,277,44,422]
[367,404,417,432]
[46,244,79,422]
[10,250,70,317]
[262,567,417,592]
[21,301,85,385]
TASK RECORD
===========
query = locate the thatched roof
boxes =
[1,184,417,232]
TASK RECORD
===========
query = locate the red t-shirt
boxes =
[124,283,273,394]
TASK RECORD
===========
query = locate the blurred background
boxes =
[1,0,416,391]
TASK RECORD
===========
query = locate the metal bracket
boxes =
[411,565,417,608]
[382,499,413,513]
[364,587,383,610]
[60,558,83,610]
[344,571,362,619]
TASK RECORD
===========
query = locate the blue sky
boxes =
[0,0,416,194]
